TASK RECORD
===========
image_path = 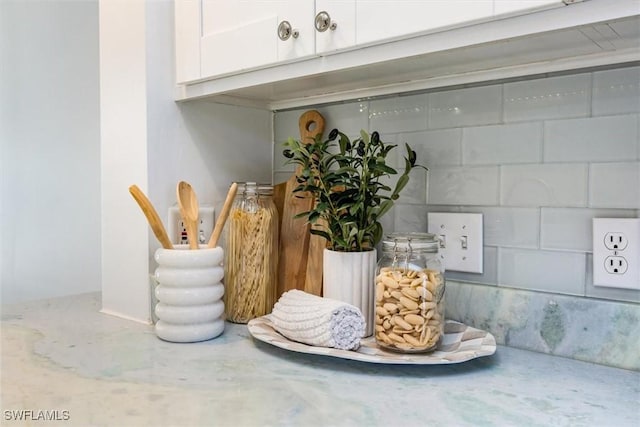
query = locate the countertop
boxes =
[1,292,638,427]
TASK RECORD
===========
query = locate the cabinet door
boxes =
[315,0,356,54]
[200,0,314,78]
[176,0,203,83]
[356,0,494,46]
[276,1,316,62]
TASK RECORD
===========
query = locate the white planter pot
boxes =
[322,248,377,337]
[153,245,225,342]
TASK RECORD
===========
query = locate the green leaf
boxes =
[348,227,358,238]
[377,200,393,219]
[359,129,369,144]
[309,229,331,242]
[372,221,383,247]
[372,163,397,175]
[339,133,350,154]
[294,211,311,219]
[308,210,321,223]
[335,166,358,175]
[393,174,409,196]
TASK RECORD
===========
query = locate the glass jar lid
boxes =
[382,232,439,253]
[257,183,273,196]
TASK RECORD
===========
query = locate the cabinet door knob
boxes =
[314,11,337,32]
[277,20,299,41]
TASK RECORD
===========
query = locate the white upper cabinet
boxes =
[177,0,566,83]
[355,0,494,45]
[175,0,640,108]
[315,1,356,54]
[199,1,315,78]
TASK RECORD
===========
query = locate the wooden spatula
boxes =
[275,110,325,297]
[128,185,173,250]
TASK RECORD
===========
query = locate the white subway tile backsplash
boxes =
[369,94,428,133]
[425,205,462,215]
[540,208,639,252]
[592,66,640,116]
[428,166,499,205]
[317,102,369,135]
[544,115,638,163]
[402,129,462,168]
[273,110,301,172]
[503,73,590,122]
[274,109,301,143]
[393,204,428,233]
[273,153,293,173]
[273,171,292,186]
[589,162,640,209]
[499,248,586,295]
[383,167,427,205]
[273,66,640,304]
[463,122,542,165]
[462,206,539,248]
[428,85,502,129]
[379,204,396,240]
[501,164,588,207]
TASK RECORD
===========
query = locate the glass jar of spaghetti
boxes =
[224,182,279,323]
[374,232,445,353]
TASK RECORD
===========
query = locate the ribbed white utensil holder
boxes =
[153,245,225,342]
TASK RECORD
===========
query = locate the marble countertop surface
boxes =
[1,292,638,427]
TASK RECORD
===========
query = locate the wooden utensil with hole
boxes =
[177,181,200,249]
[128,185,173,250]
[207,182,238,248]
[274,110,326,297]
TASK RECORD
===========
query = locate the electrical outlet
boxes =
[604,256,628,274]
[593,218,640,290]
[604,232,628,251]
[427,212,483,274]
[167,205,215,246]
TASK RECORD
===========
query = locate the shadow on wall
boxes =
[177,100,272,188]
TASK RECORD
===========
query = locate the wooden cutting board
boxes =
[274,110,326,297]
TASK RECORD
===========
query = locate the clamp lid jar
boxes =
[223,182,279,323]
[374,232,445,353]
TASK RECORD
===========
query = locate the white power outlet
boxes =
[167,205,215,246]
[427,212,483,274]
[592,218,640,290]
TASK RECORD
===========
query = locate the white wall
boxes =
[99,0,272,322]
[145,0,272,249]
[0,0,272,317]
[0,0,101,304]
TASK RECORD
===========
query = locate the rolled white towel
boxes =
[270,290,365,351]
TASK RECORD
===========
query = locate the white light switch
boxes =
[428,213,483,273]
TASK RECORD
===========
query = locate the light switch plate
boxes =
[428,213,483,273]
[592,218,640,290]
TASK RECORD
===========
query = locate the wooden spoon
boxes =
[207,182,238,248]
[177,181,200,249]
[128,185,173,249]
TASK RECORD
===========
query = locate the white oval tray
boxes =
[247,315,496,365]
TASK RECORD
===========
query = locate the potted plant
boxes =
[283,129,424,336]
